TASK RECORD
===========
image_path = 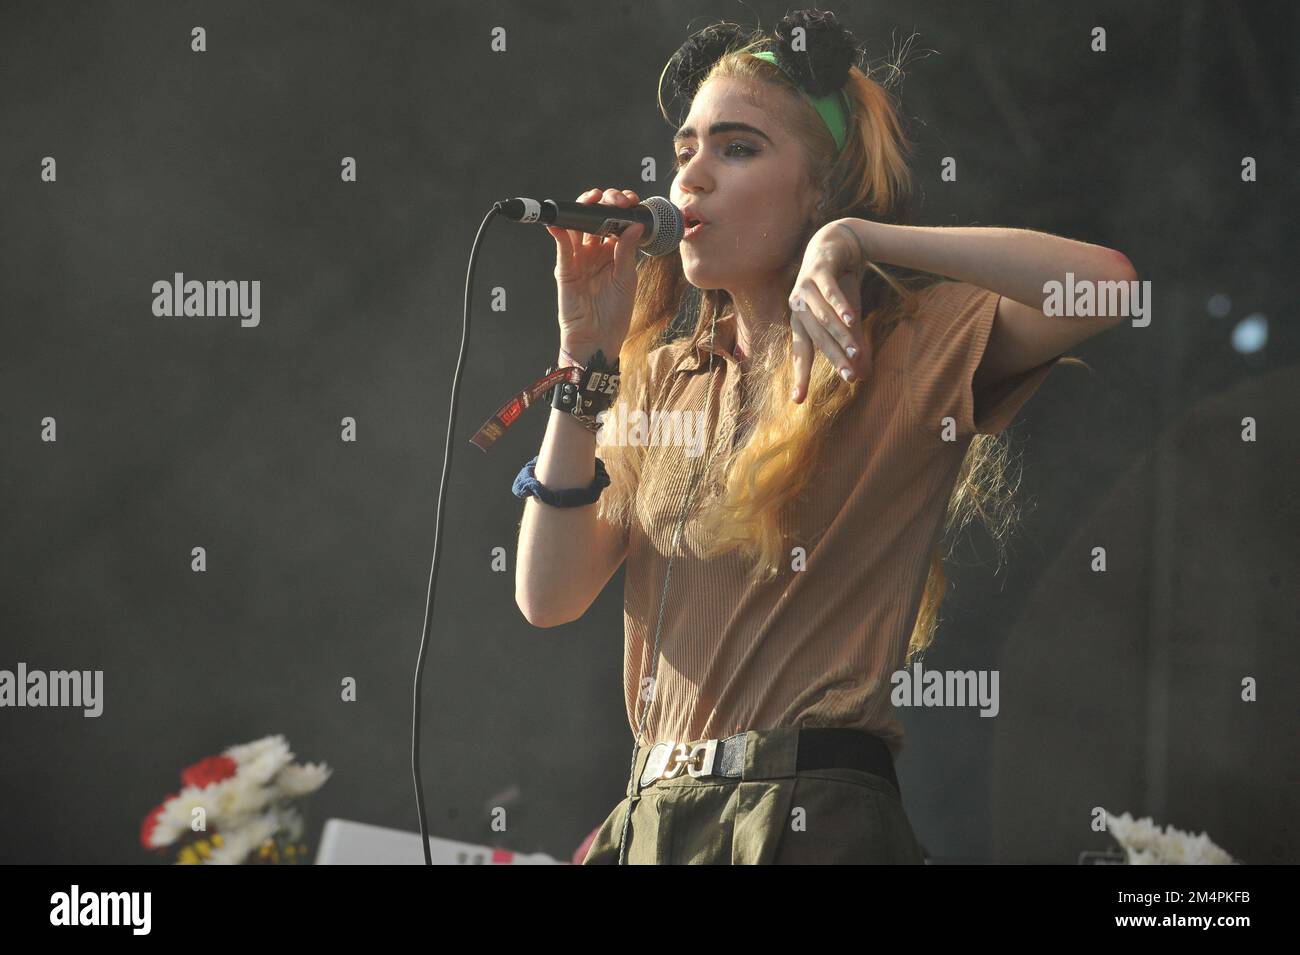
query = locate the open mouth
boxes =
[683,215,708,239]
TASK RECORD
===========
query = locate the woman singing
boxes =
[513,10,1135,864]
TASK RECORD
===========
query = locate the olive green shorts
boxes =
[581,726,927,864]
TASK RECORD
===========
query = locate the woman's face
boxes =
[671,76,820,292]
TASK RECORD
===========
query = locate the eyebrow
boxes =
[672,121,773,145]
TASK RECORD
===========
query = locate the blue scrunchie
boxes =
[512,454,610,507]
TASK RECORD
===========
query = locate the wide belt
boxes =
[638,727,898,794]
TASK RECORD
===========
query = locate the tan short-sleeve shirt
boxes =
[619,281,1060,758]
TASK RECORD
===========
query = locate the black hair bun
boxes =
[770,9,862,97]
[663,21,758,104]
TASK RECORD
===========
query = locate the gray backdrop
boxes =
[2,0,1295,864]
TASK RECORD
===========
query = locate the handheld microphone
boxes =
[493,195,683,257]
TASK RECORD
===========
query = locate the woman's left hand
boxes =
[788,219,873,403]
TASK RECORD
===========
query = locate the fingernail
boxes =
[840,367,854,382]
[842,312,854,326]
[846,345,858,359]
[790,388,799,401]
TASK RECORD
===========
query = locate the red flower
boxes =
[140,794,176,850]
[181,754,238,789]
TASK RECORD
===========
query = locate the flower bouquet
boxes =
[1103,810,1237,864]
[140,734,331,864]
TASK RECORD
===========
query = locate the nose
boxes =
[674,149,713,200]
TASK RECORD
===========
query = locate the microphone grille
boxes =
[640,196,684,257]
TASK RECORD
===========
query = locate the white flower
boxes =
[150,782,231,848]
[224,734,291,768]
[206,812,278,865]
[228,736,293,785]
[1104,809,1233,864]
[212,773,274,823]
[274,761,332,798]
[154,774,273,842]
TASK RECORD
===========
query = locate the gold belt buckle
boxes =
[644,738,719,786]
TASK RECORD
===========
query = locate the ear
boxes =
[810,177,836,224]
[801,182,827,226]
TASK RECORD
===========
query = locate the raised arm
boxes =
[835,219,1137,387]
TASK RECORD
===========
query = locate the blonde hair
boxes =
[598,30,1082,662]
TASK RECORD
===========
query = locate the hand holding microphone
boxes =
[493,188,684,362]
[547,187,649,363]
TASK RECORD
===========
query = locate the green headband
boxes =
[751,50,850,152]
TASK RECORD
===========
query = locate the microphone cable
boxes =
[411,198,677,863]
[411,204,501,864]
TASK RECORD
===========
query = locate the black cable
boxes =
[411,204,501,864]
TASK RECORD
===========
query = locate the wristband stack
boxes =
[510,347,621,508]
[549,347,621,434]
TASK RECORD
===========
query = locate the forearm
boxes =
[514,344,604,627]
[839,220,1136,306]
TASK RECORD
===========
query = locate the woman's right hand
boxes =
[547,187,645,358]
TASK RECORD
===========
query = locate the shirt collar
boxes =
[681,310,740,372]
